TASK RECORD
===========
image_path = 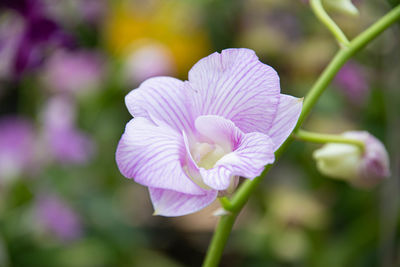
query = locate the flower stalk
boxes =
[310,0,350,47]
[218,197,234,211]
[202,4,400,267]
[293,129,365,152]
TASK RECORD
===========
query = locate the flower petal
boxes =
[116,117,204,195]
[125,77,194,133]
[267,94,303,151]
[149,187,218,217]
[188,48,280,134]
[192,115,275,190]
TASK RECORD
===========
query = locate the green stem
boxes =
[202,214,237,267]
[298,4,400,127]
[294,129,365,152]
[310,0,350,47]
[202,5,400,267]
[218,197,233,211]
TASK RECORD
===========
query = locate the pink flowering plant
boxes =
[0,0,399,265]
[114,1,399,266]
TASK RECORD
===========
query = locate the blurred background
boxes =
[0,0,399,266]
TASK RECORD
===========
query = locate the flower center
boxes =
[191,142,226,170]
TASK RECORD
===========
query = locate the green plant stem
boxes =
[298,4,400,127]
[202,213,237,267]
[310,0,350,47]
[293,129,365,151]
[218,197,233,211]
[202,5,400,267]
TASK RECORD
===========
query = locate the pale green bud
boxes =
[323,0,359,16]
[313,131,390,188]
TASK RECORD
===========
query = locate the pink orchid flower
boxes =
[116,48,303,216]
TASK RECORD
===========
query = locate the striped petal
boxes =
[195,115,241,152]
[125,77,194,133]
[149,188,218,217]
[188,48,280,134]
[267,94,303,151]
[116,117,204,195]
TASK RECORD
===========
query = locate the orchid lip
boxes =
[183,137,230,190]
[191,142,226,170]
[184,141,239,193]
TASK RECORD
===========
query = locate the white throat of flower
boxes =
[191,142,226,170]
[183,136,238,193]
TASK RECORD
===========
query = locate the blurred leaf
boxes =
[56,239,114,267]
[386,0,400,8]
[133,249,184,267]
[0,235,9,267]
[203,0,242,50]
[7,181,33,209]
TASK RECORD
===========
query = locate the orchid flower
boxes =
[116,48,303,216]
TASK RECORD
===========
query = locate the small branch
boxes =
[310,0,350,47]
[218,197,234,211]
[293,129,365,152]
[297,4,400,128]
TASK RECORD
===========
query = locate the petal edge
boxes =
[149,188,218,217]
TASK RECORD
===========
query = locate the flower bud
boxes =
[323,0,359,16]
[313,131,390,188]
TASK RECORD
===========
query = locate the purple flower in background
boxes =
[335,61,369,105]
[36,194,82,241]
[42,96,94,164]
[0,0,74,77]
[0,0,39,16]
[313,131,390,188]
[44,0,107,25]
[0,14,25,80]
[15,17,74,75]
[0,116,35,182]
[79,0,106,23]
[116,48,303,216]
[42,50,104,94]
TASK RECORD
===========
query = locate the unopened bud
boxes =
[323,0,359,16]
[313,131,390,188]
